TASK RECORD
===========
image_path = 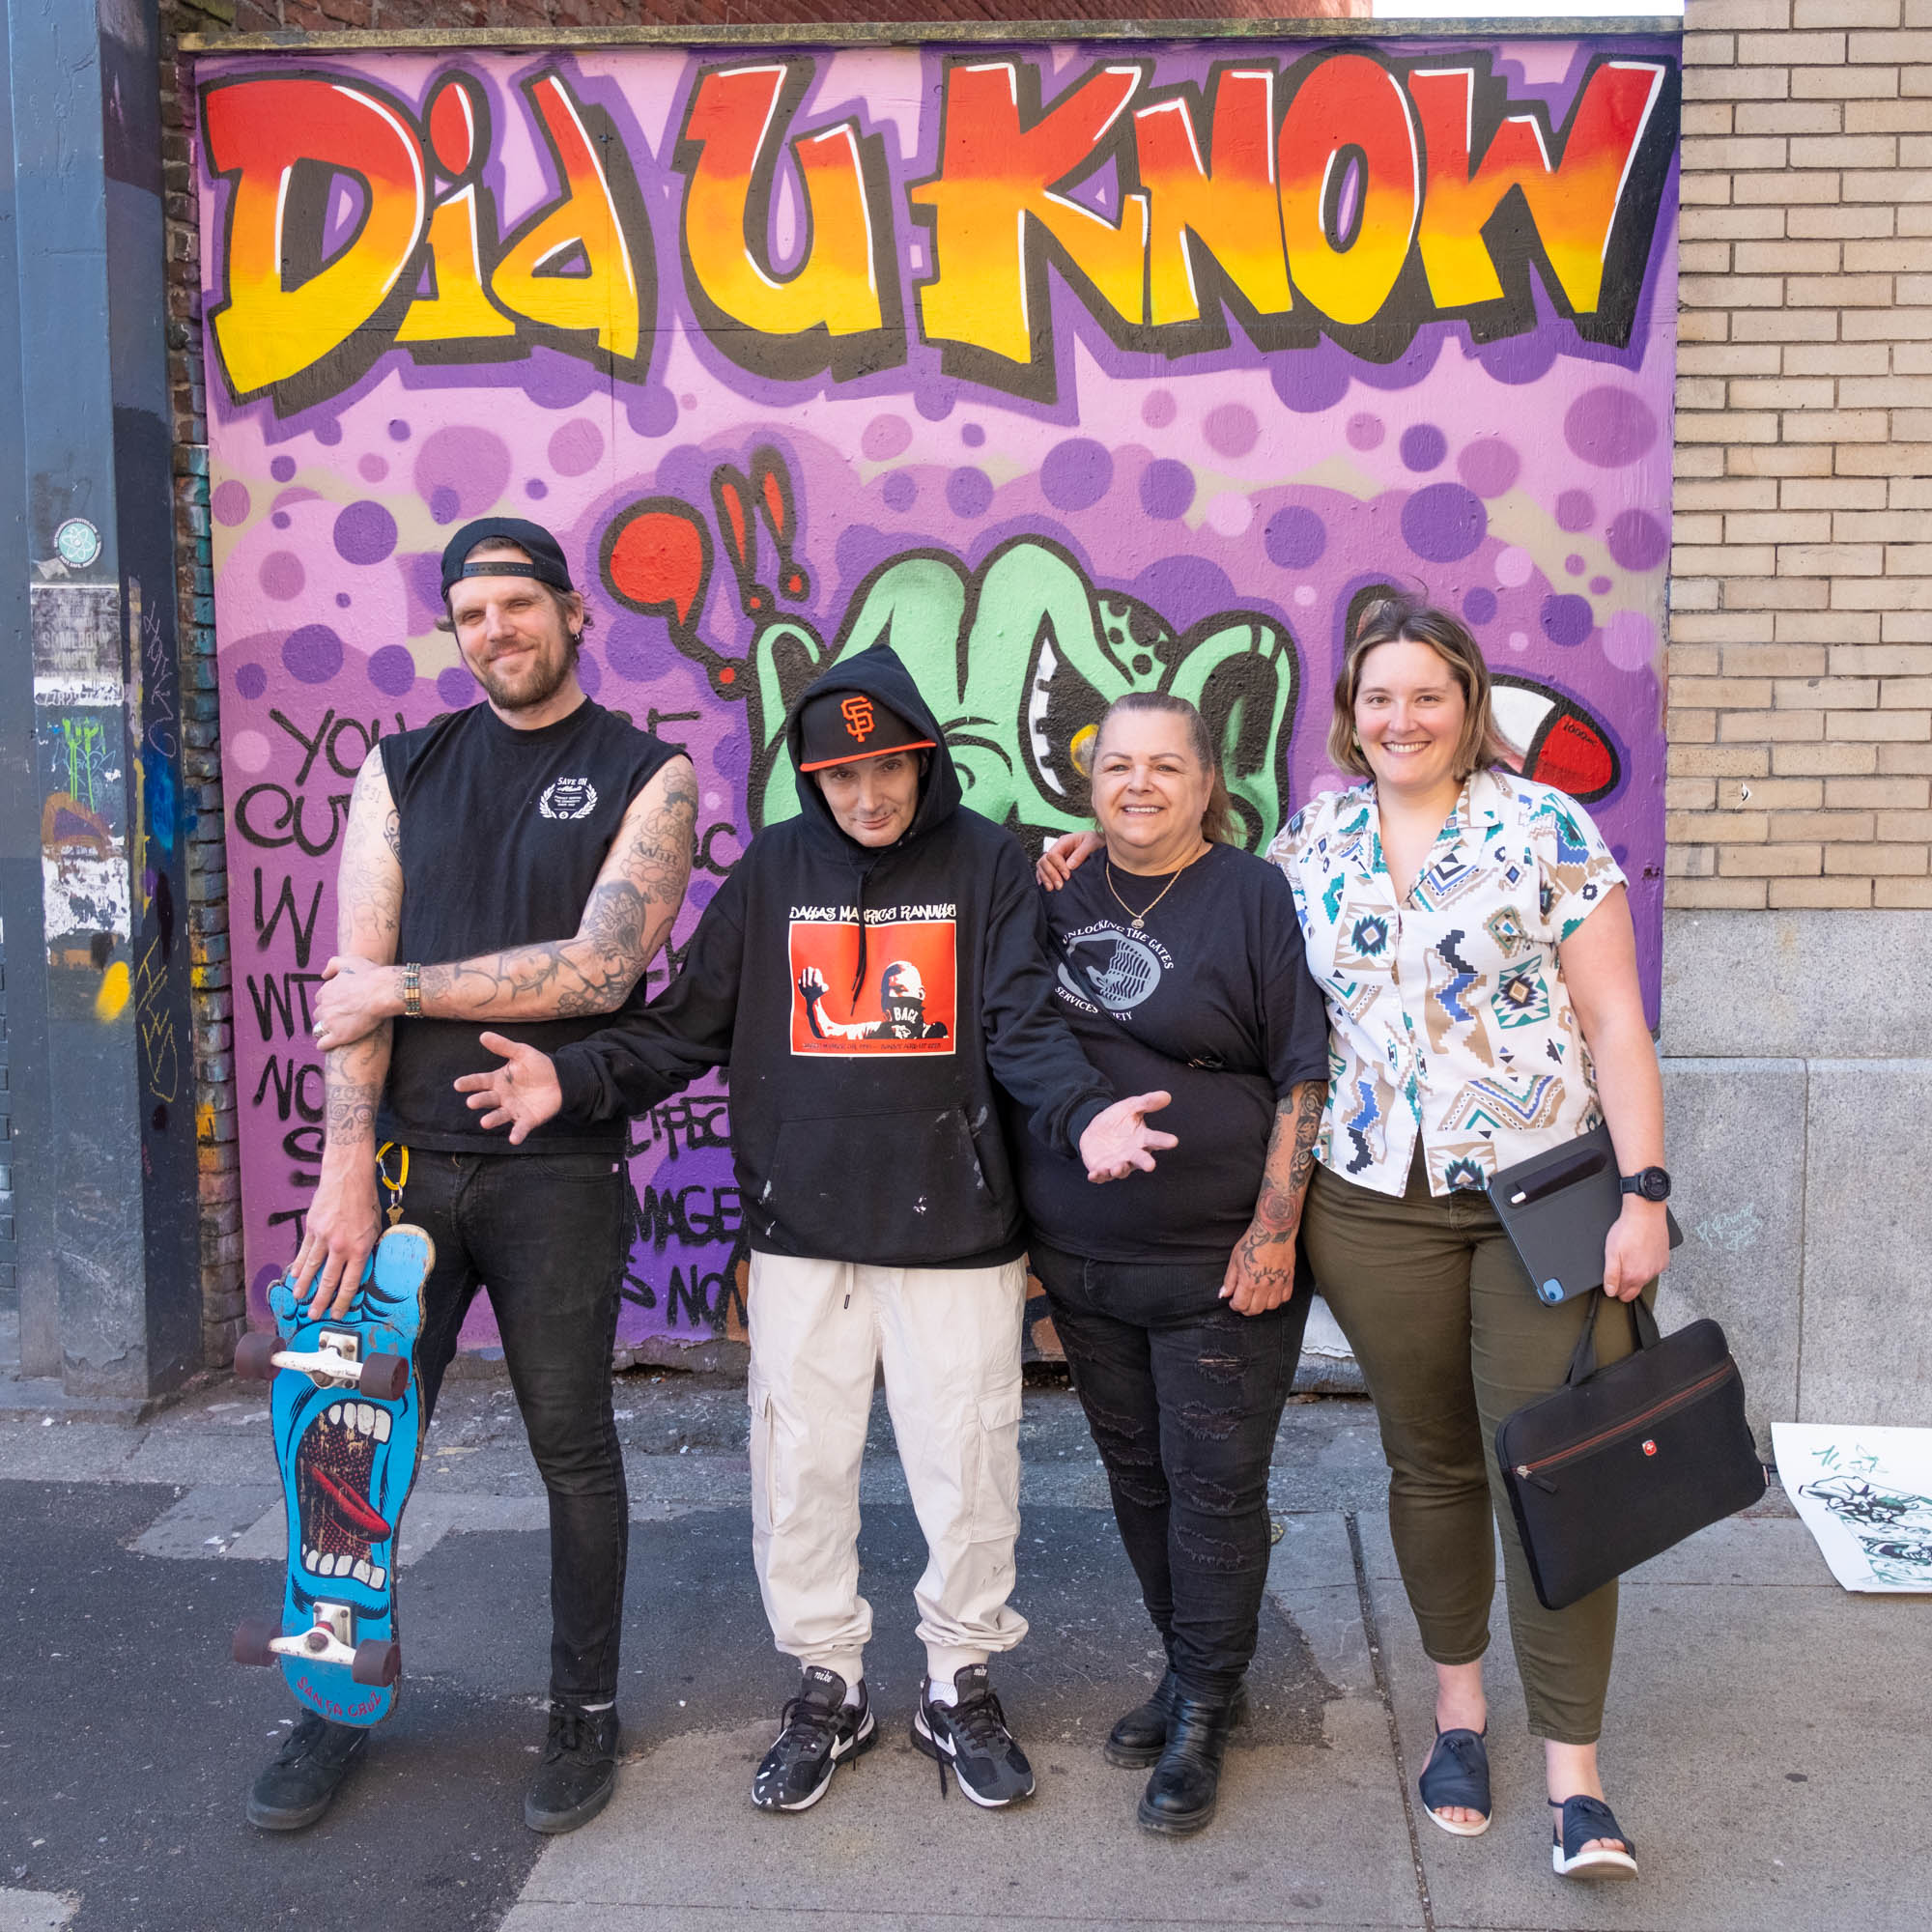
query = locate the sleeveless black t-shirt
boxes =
[376,696,678,1153]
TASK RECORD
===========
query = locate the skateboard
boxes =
[231,1223,435,1726]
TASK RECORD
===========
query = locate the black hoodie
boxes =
[551,644,1117,1269]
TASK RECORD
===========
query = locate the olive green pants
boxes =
[1302,1151,1645,1744]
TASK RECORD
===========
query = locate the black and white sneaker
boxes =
[911,1664,1036,1808]
[751,1666,876,1812]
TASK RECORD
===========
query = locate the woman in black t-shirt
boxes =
[1017,694,1330,1838]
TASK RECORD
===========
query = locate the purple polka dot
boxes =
[1346,412,1384,451]
[946,467,993,518]
[882,471,917,512]
[1564,386,1658,469]
[333,499,398,566]
[313,420,342,447]
[575,648,601,700]
[960,422,986,448]
[1131,556,1233,629]
[212,479,251,526]
[1605,507,1668,572]
[1400,424,1447,472]
[387,419,411,442]
[1475,332,1558,386]
[526,479,549,499]
[1142,390,1177,429]
[1457,439,1520,498]
[367,644,417,696]
[1271,353,1350,415]
[605,621,657,682]
[437,667,475,706]
[358,454,388,483]
[1204,403,1259,459]
[234,663,267,700]
[523,353,598,412]
[862,414,912,462]
[548,418,604,478]
[1590,575,1613,596]
[916,388,954,422]
[1555,490,1595,533]
[270,457,296,483]
[414,426,511,524]
[1040,439,1113,513]
[1264,505,1325,570]
[1401,483,1488,564]
[626,389,679,439]
[1140,459,1195,521]
[271,511,291,530]
[401,553,444,633]
[282,623,344,684]
[1541,593,1595,648]
[335,593,352,609]
[1565,554,1586,577]
[1463,586,1498,625]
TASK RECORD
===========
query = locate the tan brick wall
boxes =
[1671,0,1932,911]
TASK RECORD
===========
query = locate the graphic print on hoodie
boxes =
[549,642,1118,1269]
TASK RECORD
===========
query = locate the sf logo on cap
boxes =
[840,696,875,742]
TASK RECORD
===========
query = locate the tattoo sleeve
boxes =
[325,748,401,1158]
[1234,1080,1325,1283]
[416,757,696,1023]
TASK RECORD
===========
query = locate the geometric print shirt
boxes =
[1267,767,1627,1199]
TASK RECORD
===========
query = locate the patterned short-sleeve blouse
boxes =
[1267,768,1627,1199]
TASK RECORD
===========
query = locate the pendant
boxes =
[1130,917,1143,930]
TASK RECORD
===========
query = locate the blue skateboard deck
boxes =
[235,1224,434,1727]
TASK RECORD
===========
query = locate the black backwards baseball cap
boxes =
[796,691,936,773]
[440,517,575,600]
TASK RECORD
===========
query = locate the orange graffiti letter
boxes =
[911,60,1148,376]
[1277,54,1420,330]
[1409,61,1668,318]
[490,73,649,366]
[676,64,895,371]
[1135,69,1293,332]
[202,76,427,402]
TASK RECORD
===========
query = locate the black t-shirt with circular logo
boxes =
[1015,840,1331,1263]
[377,696,678,1153]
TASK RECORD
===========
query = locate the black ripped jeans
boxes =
[1032,1242,1310,1700]
[398,1147,630,1708]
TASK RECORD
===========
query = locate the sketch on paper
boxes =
[1773,1422,1932,1593]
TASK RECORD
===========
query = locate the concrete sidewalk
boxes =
[0,1372,1925,1930]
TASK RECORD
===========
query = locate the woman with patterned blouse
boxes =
[1269,596,1670,1882]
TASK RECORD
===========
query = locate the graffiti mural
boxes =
[197,31,1679,1351]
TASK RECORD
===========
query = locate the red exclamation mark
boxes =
[711,467,774,618]
[752,446,810,603]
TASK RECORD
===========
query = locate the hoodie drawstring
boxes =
[850,866,870,1007]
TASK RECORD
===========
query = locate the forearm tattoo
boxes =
[417,760,697,1023]
[324,1020,390,1150]
[1235,1081,1325,1287]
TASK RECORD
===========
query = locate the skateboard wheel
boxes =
[234,1332,278,1381]
[351,1638,400,1688]
[233,1615,279,1668]
[359,1352,409,1402]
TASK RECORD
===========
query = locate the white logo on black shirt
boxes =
[539,777,598,820]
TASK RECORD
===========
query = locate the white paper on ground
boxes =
[1772,1422,1932,1593]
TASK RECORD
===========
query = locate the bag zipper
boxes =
[1512,1361,1736,1492]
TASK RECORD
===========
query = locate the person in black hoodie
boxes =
[454,643,1176,1817]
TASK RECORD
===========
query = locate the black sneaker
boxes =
[525,1703,621,1834]
[752,1667,877,1813]
[246,1711,369,1832]
[911,1664,1036,1808]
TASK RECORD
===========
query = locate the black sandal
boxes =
[1417,1726,1491,1837]
[1549,1794,1637,1880]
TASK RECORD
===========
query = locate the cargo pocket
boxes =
[748,1378,788,1533]
[972,1382,1025,1542]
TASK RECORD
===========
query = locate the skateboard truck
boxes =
[235,1326,410,1401]
[233,1604,401,1687]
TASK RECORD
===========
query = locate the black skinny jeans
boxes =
[1032,1242,1310,1700]
[396,1147,630,1708]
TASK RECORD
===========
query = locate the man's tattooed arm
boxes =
[322,750,402,1158]
[415,755,697,1022]
[1226,1080,1326,1309]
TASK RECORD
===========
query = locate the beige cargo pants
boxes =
[746,1251,1031,1689]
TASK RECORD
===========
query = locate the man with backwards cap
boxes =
[251,519,697,1836]
[457,642,1177,1817]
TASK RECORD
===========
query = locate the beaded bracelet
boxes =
[403,961,422,1019]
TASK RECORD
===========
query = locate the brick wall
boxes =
[1670,0,1932,911]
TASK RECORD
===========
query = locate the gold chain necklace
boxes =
[1105,844,1209,930]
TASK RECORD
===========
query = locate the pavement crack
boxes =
[1347,1509,1435,1932]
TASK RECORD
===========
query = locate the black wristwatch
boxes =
[1619,1167,1671,1204]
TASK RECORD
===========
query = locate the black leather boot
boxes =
[1106,1669,1248,1769]
[1137,1690,1240,1835]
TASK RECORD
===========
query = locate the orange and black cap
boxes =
[796,691,936,773]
